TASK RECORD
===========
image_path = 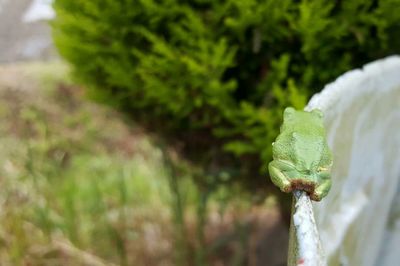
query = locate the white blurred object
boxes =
[23,0,54,23]
[306,56,400,266]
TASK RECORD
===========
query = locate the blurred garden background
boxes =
[0,0,399,265]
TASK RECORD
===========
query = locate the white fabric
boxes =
[306,56,400,266]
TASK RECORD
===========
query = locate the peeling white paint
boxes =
[293,191,326,266]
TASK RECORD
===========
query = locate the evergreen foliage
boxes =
[52,0,400,191]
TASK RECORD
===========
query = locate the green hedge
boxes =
[52,0,400,191]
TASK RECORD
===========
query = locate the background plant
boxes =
[52,0,400,197]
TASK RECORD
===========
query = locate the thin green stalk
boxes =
[161,146,188,266]
[117,169,128,266]
[195,189,209,266]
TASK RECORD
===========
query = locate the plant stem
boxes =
[195,189,208,266]
[161,146,188,266]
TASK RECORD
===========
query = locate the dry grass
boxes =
[0,61,287,266]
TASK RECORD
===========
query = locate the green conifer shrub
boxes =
[52,0,400,193]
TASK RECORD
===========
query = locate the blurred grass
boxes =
[0,62,180,265]
[0,62,285,266]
